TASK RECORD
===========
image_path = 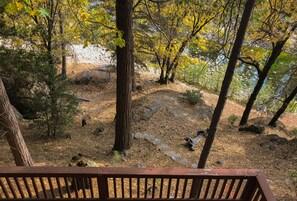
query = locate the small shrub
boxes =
[183,89,204,105]
[228,114,238,126]
[290,128,297,136]
[112,151,122,163]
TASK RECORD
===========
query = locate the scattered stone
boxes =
[134,132,194,166]
[141,102,163,120]
[141,109,154,121]
[196,106,213,120]
[191,164,198,168]
[170,152,181,161]
[267,134,288,145]
[261,142,277,150]
[144,133,154,141]
[168,108,187,119]
[74,70,92,85]
[133,132,144,139]
[164,150,175,157]
[157,144,170,152]
[93,126,104,135]
[135,163,146,168]
[152,138,161,145]
[179,158,189,165]
[239,124,265,134]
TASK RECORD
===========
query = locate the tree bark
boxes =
[158,69,165,84]
[190,0,255,197]
[269,85,297,127]
[59,10,67,78]
[132,53,136,92]
[113,0,133,151]
[239,40,288,125]
[0,79,34,166]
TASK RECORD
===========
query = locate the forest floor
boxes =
[0,63,297,200]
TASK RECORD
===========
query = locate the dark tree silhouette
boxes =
[239,26,297,126]
[190,0,255,197]
[59,10,67,78]
[0,79,34,166]
[269,85,297,127]
[113,0,133,151]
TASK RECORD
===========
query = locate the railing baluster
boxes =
[14,177,25,198]
[23,177,33,198]
[137,177,140,198]
[121,177,125,198]
[113,177,117,198]
[39,177,47,198]
[167,178,172,198]
[144,177,148,198]
[47,177,55,198]
[6,177,17,198]
[89,177,94,198]
[219,179,228,198]
[226,179,236,199]
[182,178,188,198]
[82,177,87,198]
[72,177,79,198]
[175,178,180,198]
[56,177,63,198]
[211,179,220,198]
[0,178,10,198]
[152,178,156,198]
[159,178,164,198]
[233,179,243,199]
[129,178,132,198]
[253,188,261,201]
[31,177,40,198]
[196,179,204,199]
[64,177,71,198]
[204,179,212,199]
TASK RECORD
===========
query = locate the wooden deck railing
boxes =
[0,167,275,201]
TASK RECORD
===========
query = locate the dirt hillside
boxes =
[0,63,296,200]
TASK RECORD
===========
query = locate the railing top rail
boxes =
[0,167,261,177]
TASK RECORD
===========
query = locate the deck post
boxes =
[98,175,109,200]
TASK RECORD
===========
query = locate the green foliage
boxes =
[112,150,122,163]
[290,128,297,136]
[0,47,78,137]
[31,61,79,137]
[228,114,238,126]
[183,89,204,105]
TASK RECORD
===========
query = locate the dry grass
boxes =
[0,63,296,200]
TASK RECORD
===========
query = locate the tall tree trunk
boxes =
[158,69,165,84]
[169,62,178,83]
[132,53,136,92]
[269,85,297,127]
[59,10,67,78]
[190,0,255,197]
[239,40,288,125]
[113,0,133,151]
[0,79,34,166]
